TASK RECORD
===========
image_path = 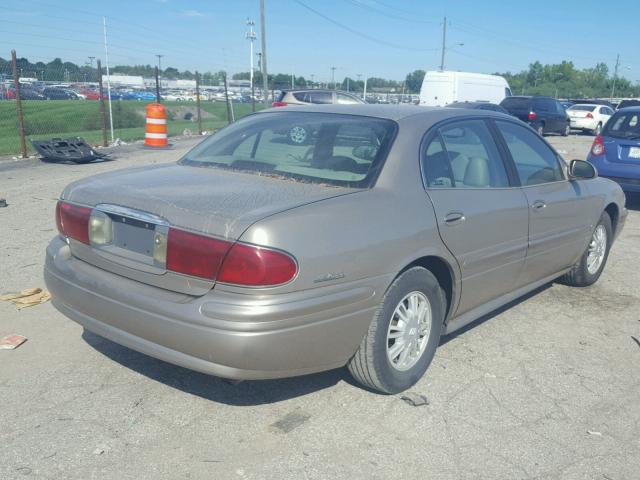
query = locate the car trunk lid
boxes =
[603,137,640,165]
[61,163,356,295]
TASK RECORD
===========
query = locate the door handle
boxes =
[444,212,466,225]
[532,200,546,211]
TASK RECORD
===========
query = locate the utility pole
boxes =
[363,76,368,101]
[11,50,27,158]
[246,18,256,111]
[103,16,114,144]
[610,53,620,100]
[260,0,269,106]
[439,16,447,71]
[88,56,95,70]
[155,54,164,73]
[310,74,315,87]
[331,66,336,89]
[291,70,294,89]
[346,76,349,92]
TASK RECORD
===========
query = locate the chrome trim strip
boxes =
[95,204,169,226]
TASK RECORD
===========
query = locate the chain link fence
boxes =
[1,50,262,158]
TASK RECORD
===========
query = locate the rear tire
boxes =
[348,267,445,394]
[560,212,612,287]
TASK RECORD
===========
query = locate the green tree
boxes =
[404,69,425,93]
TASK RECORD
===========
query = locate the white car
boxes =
[567,104,614,135]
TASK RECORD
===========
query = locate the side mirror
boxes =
[569,159,597,180]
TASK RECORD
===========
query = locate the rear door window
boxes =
[495,121,564,185]
[308,92,333,104]
[336,93,361,104]
[422,120,510,189]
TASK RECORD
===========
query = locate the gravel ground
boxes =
[1,133,639,480]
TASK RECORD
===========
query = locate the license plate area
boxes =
[629,147,640,159]
[90,204,169,271]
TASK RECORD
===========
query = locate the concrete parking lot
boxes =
[1,133,639,480]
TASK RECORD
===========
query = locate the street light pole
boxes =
[260,0,269,106]
[331,66,336,89]
[246,18,256,111]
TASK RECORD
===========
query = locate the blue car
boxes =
[587,107,640,193]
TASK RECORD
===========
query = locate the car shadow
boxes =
[81,330,346,405]
[440,283,552,346]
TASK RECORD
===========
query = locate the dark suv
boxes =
[500,96,570,136]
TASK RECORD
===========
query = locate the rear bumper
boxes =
[588,154,640,193]
[569,118,597,130]
[45,236,386,380]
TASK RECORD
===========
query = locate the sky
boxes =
[2,0,639,83]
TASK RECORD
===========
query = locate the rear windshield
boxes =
[568,105,596,112]
[500,97,530,111]
[179,112,397,188]
[603,112,640,139]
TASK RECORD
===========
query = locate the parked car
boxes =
[560,101,574,110]
[6,87,45,100]
[616,99,640,110]
[587,106,640,193]
[500,96,570,136]
[80,89,100,100]
[419,70,512,106]
[446,101,508,114]
[272,89,365,107]
[45,105,626,394]
[566,104,614,135]
[43,87,79,100]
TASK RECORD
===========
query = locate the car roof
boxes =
[567,103,600,107]
[616,106,640,112]
[256,104,511,122]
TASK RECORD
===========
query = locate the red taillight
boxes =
[591,135,605,156]
[586,112,594,119]
[218,243,297,286]
[166,228,231,279]
[56,201,91,244]
[271,101,288,107]
[527,111,537,121]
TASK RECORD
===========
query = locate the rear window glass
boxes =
[603,112,640,139]
[179,112,397,188]
[500,97,530,110]
[568,105,596,112]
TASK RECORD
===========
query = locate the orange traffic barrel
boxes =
[144,103,168,148]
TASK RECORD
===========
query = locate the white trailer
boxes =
[419,70,512,107]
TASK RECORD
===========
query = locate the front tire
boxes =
[562,123,570,136]
[560,212,612,287]
[348,267,445,394]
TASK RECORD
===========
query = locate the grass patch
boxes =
[0,100,263,156]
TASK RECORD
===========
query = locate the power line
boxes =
[293,0,440,52]
[344,0,440,24]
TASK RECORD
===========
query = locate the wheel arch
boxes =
[604,202,619,235]
[398,255,456,321]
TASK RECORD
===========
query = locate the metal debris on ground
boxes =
[400,392,430,407]
[271,411,311,433]
[587,430,603,436]
[31,137,108,164]
[0,334,28,350]
[0,288,51,309]
[0,198,7,208]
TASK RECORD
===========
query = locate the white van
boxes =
[419,70,512,107]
